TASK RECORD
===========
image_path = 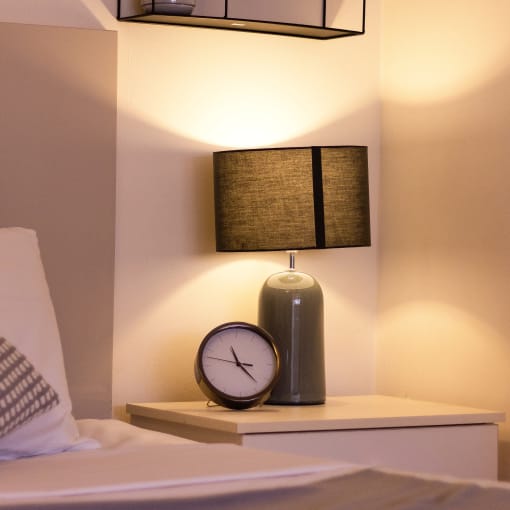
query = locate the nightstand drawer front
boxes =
[242,424,498,479]
[127,397,504,480]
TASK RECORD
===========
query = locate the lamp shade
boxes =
[213,146,370,252]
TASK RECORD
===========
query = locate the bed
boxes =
[2,227,510,510]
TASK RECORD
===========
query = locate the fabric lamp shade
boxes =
[213,146,371,253]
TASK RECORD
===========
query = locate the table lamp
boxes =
[213,146,370,405]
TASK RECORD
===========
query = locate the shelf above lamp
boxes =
[117,0,366,40]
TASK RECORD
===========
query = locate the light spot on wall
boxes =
[377,300,510,405]
[382,1,510,103]
[119,23,375,147]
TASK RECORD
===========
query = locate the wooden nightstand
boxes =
[126,395,504,480]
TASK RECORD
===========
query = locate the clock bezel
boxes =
[194,321,280,410]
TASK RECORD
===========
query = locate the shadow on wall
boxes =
[0,22,117,419]
[0,0,118,29]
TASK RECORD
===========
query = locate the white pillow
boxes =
[0,228,89,458]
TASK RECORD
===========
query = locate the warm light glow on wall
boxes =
[382,2,510,103]
[119,25,373,147]
[112,255,283,413]
[158,257,283,322]
[378,300,508,390]
[117,256,282,337]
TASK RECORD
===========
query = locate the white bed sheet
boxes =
[0,419,361,507]
[4,420,510,510]
[77,418,197,449]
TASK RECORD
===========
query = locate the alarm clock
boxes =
[194,322,280,410]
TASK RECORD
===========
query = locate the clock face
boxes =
[195,322,280,409]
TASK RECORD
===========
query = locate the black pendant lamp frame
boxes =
[117,0,366,40]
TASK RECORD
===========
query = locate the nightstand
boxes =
[126,395,505,480]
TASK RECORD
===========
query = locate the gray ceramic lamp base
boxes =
[258,270,325,405]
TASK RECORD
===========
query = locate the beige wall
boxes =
[113,3,381,416]
[0,21,117,418]
[378,1,510,478]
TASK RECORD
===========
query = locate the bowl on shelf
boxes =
[140,0,196,15]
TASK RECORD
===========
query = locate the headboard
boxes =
[0,22,117,418]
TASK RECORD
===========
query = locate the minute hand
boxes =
[207,356,253,367]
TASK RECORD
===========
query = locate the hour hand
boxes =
[230,346,257,382]
[230,346,241,365]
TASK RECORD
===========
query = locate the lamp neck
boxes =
[286,250,297,272]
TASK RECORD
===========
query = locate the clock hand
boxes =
[230,346,241,365]
[230,346,257,382]
[206,356,253,367]
[239,363,257,382]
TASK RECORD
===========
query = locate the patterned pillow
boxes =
[0,227,82,459]
[0,337,59,439]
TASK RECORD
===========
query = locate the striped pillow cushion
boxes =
[0,337,59,439]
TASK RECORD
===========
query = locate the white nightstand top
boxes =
[126,395,505,435]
